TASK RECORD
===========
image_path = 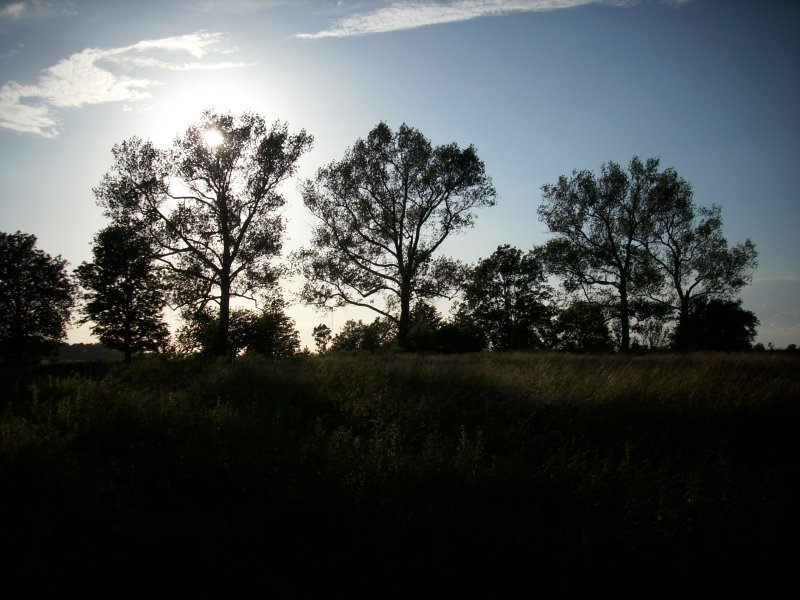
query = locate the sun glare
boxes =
[203,128,224,147]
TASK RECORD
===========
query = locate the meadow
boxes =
[1,352,797,597]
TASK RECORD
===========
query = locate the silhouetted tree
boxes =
[539,157,663,351]
[312,323,332,354]
[75,225,169,362]
[0,231,74,363]
[406,301,443,352]
[434,318,488,353]
[643,170,758,351]
[95,110,313,357]
[297,122,496,350]
[460,245,553,350]
[177,300,299,357]
[330,317,397,353]
[681,297,758,351]
[551,300,614,353]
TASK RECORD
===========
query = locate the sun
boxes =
[202,128,224,148]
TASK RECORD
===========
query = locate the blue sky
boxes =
[1,0,798,348]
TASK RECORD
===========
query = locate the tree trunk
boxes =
[397,283,412,351]
[674,294,690,352]
[123,312,132,363]
[619,281,631,352]
[218,273,231,358]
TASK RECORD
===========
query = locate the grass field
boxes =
[1,352,798,597]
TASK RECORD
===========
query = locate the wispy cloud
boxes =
[0,2,27,19]
[0,32,251,137]
[0,0,76,20]
[297,0,692,39]
[188,0,289,13]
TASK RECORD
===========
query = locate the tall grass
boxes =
[1,353,797,597]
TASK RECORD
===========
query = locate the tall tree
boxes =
[460,245,553,350]
[95,110,313,357]
[0,231,74,363]
[298,122,497,349]
[538,157,663,351]
[75,224,169,362]
[643,170,758,351]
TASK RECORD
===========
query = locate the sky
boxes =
[0,0,798,349]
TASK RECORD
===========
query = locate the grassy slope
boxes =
[1,353,798,597]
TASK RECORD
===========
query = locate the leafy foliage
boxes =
[312,323,332,354]
[643,171,758,350]
[539,157,664,351]
[681,297,759,351]
[330,317,397,353]
[550,300,614,353]
[297,122,496,348]
[75,224,168,362]
[0,231,74,363]
[459,245,553,350]
[177,300,300,357]
[95,110,312,356]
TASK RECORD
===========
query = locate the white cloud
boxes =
[297,0,693,39]
[0,0,77,20]
[189,0,288,12]
[0,2,26,19]
[0,31,251,137]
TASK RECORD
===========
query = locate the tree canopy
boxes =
[681,298,759,352]
[642,170,757,351]
[0,231,74,363]
[539,156,663,352]
[459,245,553,350]
[75,224,169,362]
[297,122,497,349]
[95,110,313,357]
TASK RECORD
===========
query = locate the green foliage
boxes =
[297,121,497,349]
[75,224,169,362]
[0,231,75,363]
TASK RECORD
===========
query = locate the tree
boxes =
[550,300,614,354]
[330,318,397,353]
[681,297,758,351]
[95,110,313,357]
[312,323,332,354]
[643,170,758,351]
[539,157,664,351]
[177,300,300,357]
[0,231,74,363]
[459,245,553,350]
[297,122,497,350]
[75,224,169,362]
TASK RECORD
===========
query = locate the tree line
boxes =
[0,110,762,363]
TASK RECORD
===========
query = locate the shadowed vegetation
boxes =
[1,353,797,597]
